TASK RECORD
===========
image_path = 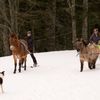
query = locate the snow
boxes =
[0,50,100,100]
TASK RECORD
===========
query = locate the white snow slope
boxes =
[0,50,100,100]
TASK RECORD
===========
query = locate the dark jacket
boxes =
[89,34,100,44]
[26,36,33,52]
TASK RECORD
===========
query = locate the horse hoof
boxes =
[31,66,33,68]
[80,70,83,72]
[34,64,38,67]
[89,67,93,70]
[13,71,16,74]
[93,66,95,69]
[18,69,21,73]
[13,72,16,74]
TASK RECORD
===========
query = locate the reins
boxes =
[76,52,80,56]
[19,40,32,54]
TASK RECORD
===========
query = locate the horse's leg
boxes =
[80,61,84,72]
[88,62,92,70]
[21,58,24,66]
[13,55,17,74]
[24,58,26,71]
[18,59,22,73]
[21,58,24,68]
[14,62,17,73]
[92,59,97,69]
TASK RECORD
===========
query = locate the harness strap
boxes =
[76,52,80,56]
[19,40,32,54]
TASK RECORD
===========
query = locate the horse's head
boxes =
[73,38,88,52]
[9,33,19,51]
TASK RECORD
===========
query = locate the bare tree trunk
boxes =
[82,0,88,40]
[71,0,76,43]
[32,20,35,52]
[52,0,56,50]
[8,0,15,32]
[67,0,76,43]
[0,0,19,55]
[0,0,10,55]
[2,32,10,56]
[14,0,19,33]
[45,0,56,51]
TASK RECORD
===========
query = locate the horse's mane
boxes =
[76,38,89,47]
[10,33,18,39]
[82,39,89,47]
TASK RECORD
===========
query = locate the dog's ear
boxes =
[1,71,5,76]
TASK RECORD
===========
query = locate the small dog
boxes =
[0,71,5,93]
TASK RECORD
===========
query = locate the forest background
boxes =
[0,0,99,56]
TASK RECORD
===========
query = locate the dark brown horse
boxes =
[74,39,100,72]
[9,33,28,73]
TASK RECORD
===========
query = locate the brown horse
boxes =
[9,33,28,73]
[74,38,100,72]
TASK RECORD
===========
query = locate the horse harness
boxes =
[19,40,32,54]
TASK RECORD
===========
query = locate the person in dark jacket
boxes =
[89,28,100,44]
[26,31,37,67]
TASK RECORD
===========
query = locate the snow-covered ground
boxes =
[0,50,100,100]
